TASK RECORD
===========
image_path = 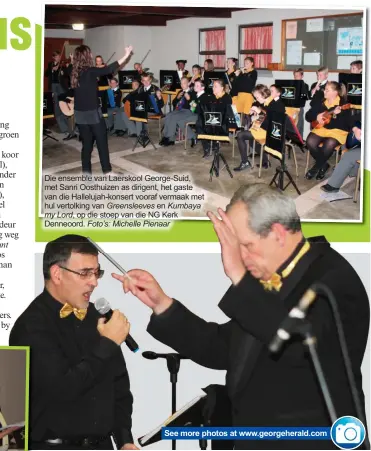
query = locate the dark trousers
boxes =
[30,437,114,450]
[237,129,267,165]
[196,122,210,151]
[77,119,112,174]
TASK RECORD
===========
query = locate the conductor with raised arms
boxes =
[70,44,133,174]
[113,184,369,450]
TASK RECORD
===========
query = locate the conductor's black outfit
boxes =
[9,289,133,450]
[74,61,121,173]
[147,236,369,450]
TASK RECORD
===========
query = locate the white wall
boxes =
[84,26,153,69]
[82,8,361,81]
[82,8,362,136]
[0,349,27,424]
[45,29,85,39]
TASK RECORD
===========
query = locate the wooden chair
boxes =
[305,144,341,175]
[0,410,9,449]
[148,115,163,140]
[353,160,361,203]
[229,128,238,157]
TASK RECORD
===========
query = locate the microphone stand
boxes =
[296,321,337,424]
[143,352,188,450]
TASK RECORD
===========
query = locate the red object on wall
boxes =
[203,29,226,68]
[243,25,273,69]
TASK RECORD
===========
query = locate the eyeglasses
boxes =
[59,265,105,279]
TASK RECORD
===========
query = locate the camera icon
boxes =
[331,416,366,449]
[336,423,361,444]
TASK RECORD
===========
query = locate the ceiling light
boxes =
[72,24,84,31]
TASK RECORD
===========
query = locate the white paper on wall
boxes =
[306,18,324,32]
[286,40,302,65]
[303,52,321,66]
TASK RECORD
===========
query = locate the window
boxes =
[199,27,226,69]
[239,23,273,70]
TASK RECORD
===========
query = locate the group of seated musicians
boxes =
[229,59,362,182]
[49,48,362,186]
[234,83,286,172]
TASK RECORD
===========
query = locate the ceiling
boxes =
[45,5,247,29]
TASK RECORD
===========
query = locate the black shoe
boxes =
[316,163,330,180]
[117,130,126,137]
[164,140,175,147]
[233,161,251,172]
[202,149,212,158]
[129,134,137,138]
[191,138,197,148]
[159,137,169,146]
[320,184,339,193]
[260,160,271,169]
[305,164,319,180]
[63,133,77,141]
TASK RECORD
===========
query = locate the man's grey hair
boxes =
[227,183,301,236]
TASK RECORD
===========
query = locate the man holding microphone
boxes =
[10,235,138,450]
[113,184,369,450]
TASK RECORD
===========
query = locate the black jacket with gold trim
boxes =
[147,236,369,450]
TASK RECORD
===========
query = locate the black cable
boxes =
[313,282,370,449]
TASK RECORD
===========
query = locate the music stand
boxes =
[43,92,58,142]
[265,111,301,195]
[160,70,180,92]
[160,70,180,112]
[338,73,362,107]
[198,104,233,181]
[118,70,138,90]
[129,92,157,151]
[138,383,234,450]
[274,79,304,108]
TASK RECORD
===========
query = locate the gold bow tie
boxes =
[60,303,87,321]
[259,241,311,292]
[260,273,282,292]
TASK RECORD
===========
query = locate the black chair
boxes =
[263,111,301,195]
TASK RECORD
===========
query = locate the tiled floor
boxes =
[41,124,361,221]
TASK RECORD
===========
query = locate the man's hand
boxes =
[112,270,173,315]
[156,90,163,100]
[333,106,342,115]
[97,310,130,345]
[121,443,139,450]
[184,92,191,101]
[207,208,246,285]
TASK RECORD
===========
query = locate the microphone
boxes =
[142,351,188,360]
[95,297,139,353]
[269,287,318,354]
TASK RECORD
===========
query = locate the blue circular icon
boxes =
[330,416,366,449]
